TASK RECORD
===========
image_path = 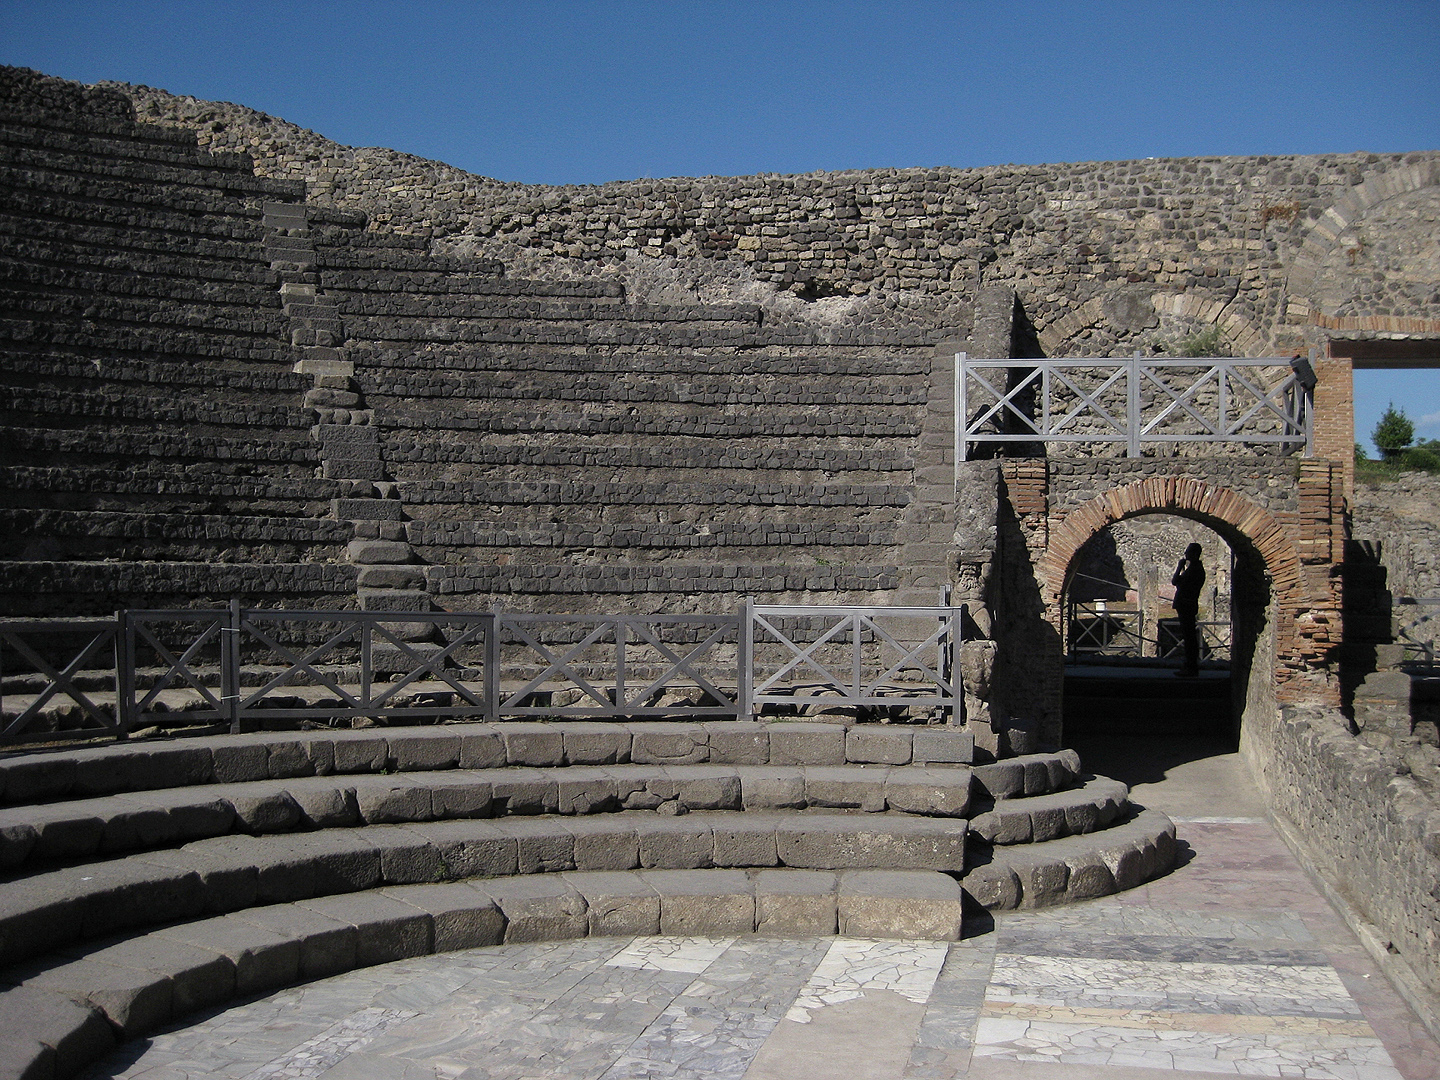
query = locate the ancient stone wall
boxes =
[110,79,1440,361]
[0,67,354,615]
[1352,471,1440,601]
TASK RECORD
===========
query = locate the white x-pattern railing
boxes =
[1,601,965,742]
[956,352,1314,467]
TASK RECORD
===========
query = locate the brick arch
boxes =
[1038,477,1311,619]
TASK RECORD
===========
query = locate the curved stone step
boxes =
[0,721,979,805]
[971,749,1083,800]
[968,776,1130,844]
[961,808,1177,911]
[0,866,965,1080]
[0,763,980,871]
[0,810,971,968]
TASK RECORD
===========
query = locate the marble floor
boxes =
[80,737,1440,1080]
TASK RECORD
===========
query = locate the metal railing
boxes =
[1,601,966,743]
[956,352,1314,468]
[1394,598,1440,669]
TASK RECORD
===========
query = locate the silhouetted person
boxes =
[1171,542,1205,677]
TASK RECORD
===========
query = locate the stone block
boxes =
[135,847,258,913]
[972,760,1024,800]
[564,871,661,936]
[562,722,632,765]
[298,892,432,965]
[356,565,428,589]
[362,823,448,885]
[83,936,236,1020]
[642,869,755,935]
[846,727,913,765]
[768,723,845,765]
[380,882,505,951]
[334,498,405,521]
[488,768,558,815]
[290,784,361,829]
[331,733,390,773]
[353,779,432,825]
[562,817,640,871]
[264,740,316,780]
[711,814,781,867]
[672,767,742,811]
[1022,758,1050,796]
[34,812,105,861]
[912,729,974,765]
[251,832,383,903]
[754,869,838,936]
[776,816,967,872]
[703,721,770,764]
[962,860,1022,910]
[209,739,270,783]
[347,540,412,564]
[837,870,964,940]
[157,915,301,996]
[387,731,460,771]
[232,905,358,980]
[21,957,171,1041]
[477,877,588,943]
[0,821,36,870]
[805,766,888,810]
[551,768,618,815]
[426,775,494,819]
[229,787,305,833]
[970,806,1032,845]
[884,767,973,817]
[0,984,113,1080]
[1,754,76,803]
[1063,853,1117,902]
[737,767,806,809]
[402,820,517,879]
[629,723,708,765]
[501,723,566,766]
[1011,854,1069,908]
[492,818,575,874]
[457,727,508,770]
[637,817,714,869]
[78,859,207,939]
[71,745,212,797]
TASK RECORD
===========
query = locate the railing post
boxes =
[740,597,754,719]
[950,603,965,726]
[224,599,241,733]
[484,610,500,721]
[954,351,966,475]
[116,609,134,736]
[1128,352,1141,457]
[614,618,627,713]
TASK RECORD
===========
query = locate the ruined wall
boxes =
[1353,471,1440,601]
[109,80,1440,363]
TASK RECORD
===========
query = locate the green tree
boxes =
[1373,403,1414,461]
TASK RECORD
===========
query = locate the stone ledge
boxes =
[0,866,969,1080]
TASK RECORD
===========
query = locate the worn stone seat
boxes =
[0,865,969,1077]
[0,755,1120,872]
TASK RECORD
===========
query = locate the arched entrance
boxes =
[1062,515,1236,741]
[1034,475,1337,753]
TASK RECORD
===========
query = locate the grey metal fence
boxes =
[1,601,966,743]
[956,352,1315,469]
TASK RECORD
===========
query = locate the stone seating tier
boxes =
[0,717,1175,1080]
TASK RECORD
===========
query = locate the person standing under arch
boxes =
[1172,542,1205,677]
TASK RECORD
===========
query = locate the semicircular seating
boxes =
[0,720,1176,1079]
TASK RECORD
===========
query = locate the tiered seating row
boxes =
[0,714,1175,1080]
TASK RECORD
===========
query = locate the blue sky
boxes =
[2,0,1437,449]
